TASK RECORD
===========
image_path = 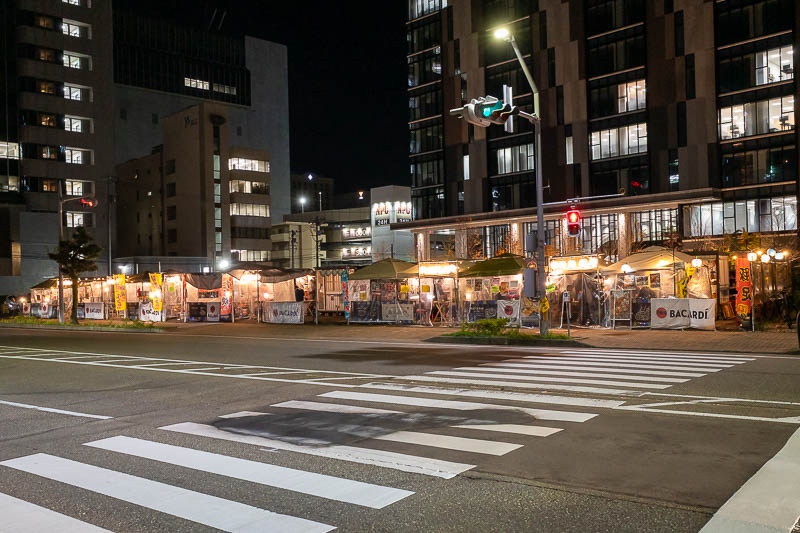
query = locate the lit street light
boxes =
[299,196,306,214]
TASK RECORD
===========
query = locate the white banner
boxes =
[651,298,715,330]
[85,302,104,320]
[22,302,30,315]
[496,300,521,323]
[689,298,716,330]
[206,302,220,322]
[262,302,304,324]
[138,301,163,322]
[381,303,414,322]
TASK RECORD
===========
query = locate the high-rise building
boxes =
[403,0,799,275]
[290,172,335,214]
[0,0,115,294]
[116,102,272,266]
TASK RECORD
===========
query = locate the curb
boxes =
[424,335,590,347]
[0,323,167,334]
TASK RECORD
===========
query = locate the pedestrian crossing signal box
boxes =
[566,210,581,236]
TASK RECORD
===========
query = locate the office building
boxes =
[116,102,271,266]
[402,0,798,284]
[290,172,335,214]
[0,0,115,294]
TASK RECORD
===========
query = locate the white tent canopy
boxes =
[601,246,695,274]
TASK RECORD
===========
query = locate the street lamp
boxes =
[494,27,547,334]
[299,196,306,214]
[218,259,229,270]
[56,186,98,324]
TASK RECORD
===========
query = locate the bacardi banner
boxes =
[381,303,414,322]
[148,273,163,312]
[496,300,521,324]
[651,298,715,330]
[113,274,127,311]
[84,302,104,320]
[206,301,220,322]
[262,302,304,324]
[31,302,56,319]
[220,275,232,316]
[138,300,162,322]
[735,257,752,320]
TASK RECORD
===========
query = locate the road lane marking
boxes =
[555,352,753,363]
[699,426,800,532]
[0,453,335,533]
[482,362,706,377]
[563,349,756,359]
[426,371,671,389]
[455,366,690,383]
[613,405,800,424]
[219,411,270,418]
[160,422,476,479]
[85,436,413,509]
[451,424,563,437]
[518,357,733,370]
[319,391,597,423]
[372,430,521,456]
[394,375,636,395]
[0,400,112,420]
[272,400,402,414]
[0,491,112,533]
[359,383,625,408]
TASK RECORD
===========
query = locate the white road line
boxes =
[612,405,800,424]
[0,400,112,420]
[219,411,270,419]
[565,349,755,359]
[556,352,753,363]
[372,430,521,456]
[699,426,800,532]
[136,362,210,367]
[521,356,736,368]
[497,359,724,372]
[182,367,223,372]
[161,422,475,479]
[452,424,563,437]
[319,391,597,423]
[272,400,402,415]
[0,453,334,533]
[86,436,413,509]
[641,392,800,407]
[427,371,671,389]
[396,375,636,395]
[483,362,706,377]
[360,382,625,408]
[455,366,689,383]
[0,491,112,533]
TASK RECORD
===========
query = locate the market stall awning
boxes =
[349,259,418,280]
[601,246,695,274]
[185,273,222,290]
[259,268,314,283]
[459,254,527,278]
[31,278,58,289]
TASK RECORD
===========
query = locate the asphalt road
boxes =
[1,326,799,533]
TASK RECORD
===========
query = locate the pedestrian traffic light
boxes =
[80,197,98,207]
[566,209,581,236]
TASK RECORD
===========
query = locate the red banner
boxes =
[221,275,232,316]
[735,257,752,319]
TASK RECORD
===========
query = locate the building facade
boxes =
[0,0,115,294]
[404,0,799,286]
[116,103,271,266]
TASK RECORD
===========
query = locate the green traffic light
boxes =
[482,101,503,117]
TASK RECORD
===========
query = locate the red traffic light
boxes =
[80,197,97,207]
[566,209,581,236]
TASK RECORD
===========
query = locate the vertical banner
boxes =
[735,257,753,320]
[148,273,163,312]
[677,267,695,298]
[113,274,127,312]
[220,275,232,316]
[342,271,350,320]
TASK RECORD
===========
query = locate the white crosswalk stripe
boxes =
[0,491,111,533]
[372,430,521,456]
[480,362,706,377]
[85,436,413,509]
[426,370,672,389]
[454,366,689,383]
[1,453,336,533]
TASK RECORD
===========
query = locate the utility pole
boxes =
[290,229,297,269]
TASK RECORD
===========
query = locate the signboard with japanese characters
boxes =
[735,257,752,320]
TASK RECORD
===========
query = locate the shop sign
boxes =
[735,257,752,320]
[262,302,304,324]
[549,255,599,272]
[85,302,104,320]
[419,263,458,277]
[220,275,232,316]
[373,202,391,226]
[139,300,162,322]
[395,201,412,222]
[113,274,126,311]
[381,303,414,322]
[650,298,715,330]
[206,302,220,322]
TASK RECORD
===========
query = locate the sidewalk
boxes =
[167,320,799,354]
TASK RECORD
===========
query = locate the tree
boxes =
[48,227,102,324]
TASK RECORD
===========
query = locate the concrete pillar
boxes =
[415,232,430,261]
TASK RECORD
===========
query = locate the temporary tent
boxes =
[348,259,418,280]
[458,255,528,324]
[601,246,695,275]
[347,259,419,323]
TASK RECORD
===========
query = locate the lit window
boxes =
[65,180,89,196]
[589,123,648,161]
[0,142,20,159]
[617,79,647,113]
[228,158,269,172]
[40,146,58,160]
[230,203,269,217]
[42,179,58,192]
[66,212,91,228]
[463,155,469,181]
[36,16,55,30]
[755,46,794,86]
[565,136,574,165]
[62,0,81,5]
[63,53,86,70]
[231,249,269,261]
[184,77,210,90]
[0,176,19,192]
[38,81,56,95]
[39,114,56,127]
[38,48,56,62]
[718,96,795,140]
[62,22,82,38]
[212,83,237,95]
[64,117,83,132]
[65,148,85,164]
[64,84,84,101]
[495,143,535,174]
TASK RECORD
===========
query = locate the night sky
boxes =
[116,0,409,194]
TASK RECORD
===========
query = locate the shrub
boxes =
[461,318,509,336]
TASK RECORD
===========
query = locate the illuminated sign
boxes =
[419,263,458,276]
[342,226,370,238]
[549,255,599,272]
[372,200,413,226]
[342,246,371,257]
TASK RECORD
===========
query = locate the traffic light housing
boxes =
[566,209,581,236]
[80,197,98,208]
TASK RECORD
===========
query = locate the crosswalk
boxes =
[386,348,755,395]
[0,348,756,531]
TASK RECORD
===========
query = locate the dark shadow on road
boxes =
[294,346,517,369]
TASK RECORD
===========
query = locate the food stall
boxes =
[457,254,528,325]
[183,272,224,322]
[317,268,354,315]
[257,268,314,324]
[27,277,113,319]
[545,255,607,328]
[28,278,60,318]
[600,246,713,329]
[417,261,474,326]
[347,259,419,324]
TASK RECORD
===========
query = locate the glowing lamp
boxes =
[747,253,757,262]
[691,258,702,268]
